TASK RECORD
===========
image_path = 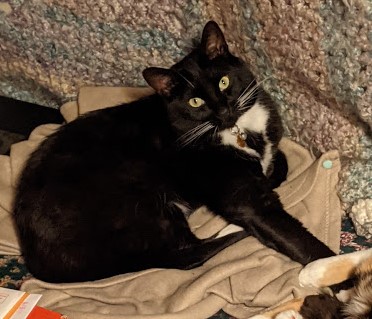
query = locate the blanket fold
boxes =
[0,87,342,318]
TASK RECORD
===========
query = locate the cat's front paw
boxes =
[298,258,329,288]
[249,310,303,319]
[275,310,303,319]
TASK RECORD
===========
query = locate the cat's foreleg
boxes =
[248,299,304,319]
[299,249,372,288]
[212,190,335,265]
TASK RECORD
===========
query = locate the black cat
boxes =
[13,21,334,283]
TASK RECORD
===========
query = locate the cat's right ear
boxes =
[143,67,177,97]
[201,21,228,60]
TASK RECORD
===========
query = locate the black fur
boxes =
[12,21,334,283]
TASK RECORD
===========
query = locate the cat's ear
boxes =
[201,21,228,60]
[143,67,177,97]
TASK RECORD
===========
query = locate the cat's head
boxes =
[143,21,262,147]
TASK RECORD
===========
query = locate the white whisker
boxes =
[181,125,213,146]
[177,122,210,141]
[213,126,218,140]
[236,77,271,110]
[176,71,195,89]
[177,122,215,147]
[237,84,260,109]
[236,78,256,102]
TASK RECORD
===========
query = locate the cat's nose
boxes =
[217,107,233,118]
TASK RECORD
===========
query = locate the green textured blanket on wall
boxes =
[0,0,371,236]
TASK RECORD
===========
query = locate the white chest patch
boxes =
[218,102,273,175]
[235,102,269,133]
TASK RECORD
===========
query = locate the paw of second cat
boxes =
[249,310,303,319]
[300,250,372,288]
[298,258,331,288]
[275,310,303,319]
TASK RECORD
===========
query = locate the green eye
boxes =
[188,97,205,108]
[219,76,230,91]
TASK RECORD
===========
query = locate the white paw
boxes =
[298,259,328,288]
[275,310,303,319]
[300,250,372,288]
[336,289,353,302]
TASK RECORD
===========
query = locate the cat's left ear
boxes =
[143,67,177,97]
[201,21,228,60]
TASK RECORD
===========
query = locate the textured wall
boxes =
[0,0,371,234]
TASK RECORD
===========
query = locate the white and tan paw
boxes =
[299,250,372,288]
[298,258,331,288]
[275,310,303,319]
[336,288,354,302]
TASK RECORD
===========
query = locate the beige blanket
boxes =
[0,87,342,318]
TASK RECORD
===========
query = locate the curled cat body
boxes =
[13,21,334,283]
